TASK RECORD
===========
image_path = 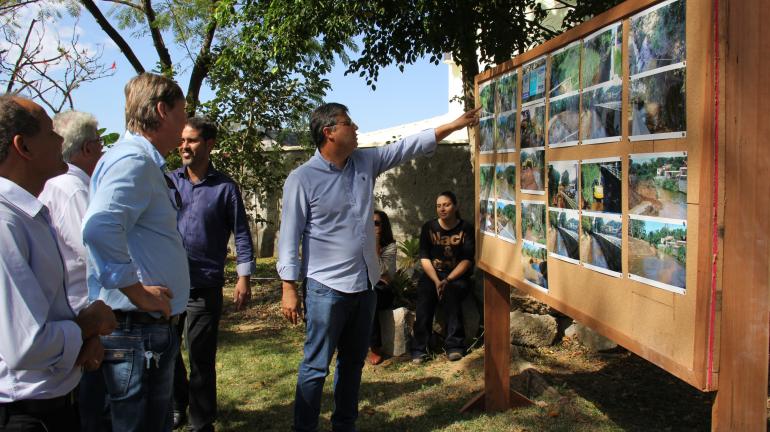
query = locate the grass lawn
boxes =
[208,259,711,431]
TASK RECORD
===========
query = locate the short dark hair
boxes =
[374,209,395,248]
[0,95,40,164]
[186,116,217,141]
[310,102,348,148]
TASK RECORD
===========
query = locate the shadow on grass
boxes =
[516,347,713,431]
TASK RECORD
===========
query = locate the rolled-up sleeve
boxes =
[374,129,437,175]
[276,171,309,281]
[228,184,256,277]
[83,155,151,290]
[0,219,82,371]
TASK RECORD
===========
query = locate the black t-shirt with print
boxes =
[418,218,475,277]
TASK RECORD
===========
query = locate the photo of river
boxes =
[495,163,516,202]
[629,0,686,76]
[479,80,495,116]
[479,117,495,153]
[550,41,581,98]
[522,240,548,290]
[629,152,688,219]
[495,70,517,114]
[548,93,580,147]
[522,201,546,245]
[582,22,622,88]
[479,164,494,200]
[548,209,580,262]
[580,82,622,143]
[580,212,622,275]
[496,200,516,243]
[496,111,516,152]
[629,215,687,293]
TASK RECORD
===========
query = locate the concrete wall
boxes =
[250,143,475,257]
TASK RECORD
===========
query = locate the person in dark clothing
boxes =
[411,191,475,363]
[367,210,397,365]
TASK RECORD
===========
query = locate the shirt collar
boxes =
[173,162,220,181]
[0,176,44,217]
[122,131,167,170]
[312,149,349,172]
[66,163,90,183]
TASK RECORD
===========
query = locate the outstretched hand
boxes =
[435,107,482,142]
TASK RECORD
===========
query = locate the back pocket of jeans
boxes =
[102,349,134,399]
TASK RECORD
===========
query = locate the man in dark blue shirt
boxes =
[170,116,255,431]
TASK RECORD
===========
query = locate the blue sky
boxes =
[37,8,451,135]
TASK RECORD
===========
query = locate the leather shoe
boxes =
[172,410,187,430]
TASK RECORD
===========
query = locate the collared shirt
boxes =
[0,177,82,402]
[39,163,90,312]
[83,131,190,315]
[170,164,255,288]
[277,129,436,293]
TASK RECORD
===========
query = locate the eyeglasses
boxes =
[374,220,382,227]
[334,120,356,127]
[164,174,183,210]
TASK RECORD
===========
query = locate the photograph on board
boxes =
[522,240,548,290]
[548,160,578,210]
[495,70,518,114]
[495,162,516,202]
[479,80,496,116]
[581,158,622,214]
[629,0,686,76]
[480,199,496,236]
[550,41,581,98]
[522,56,547,104]
[581,82,622,143]
[629,215,687,293]
[520,103,545,149]
[480,164,494,201]
[521,200,546,245]
[548,208,580,263]
[479,117,495,153]
[580,211,622,276]
[548,93,580,147]
[582,22,622,88]
[496,111,517,153]
[630,67,686,139]
[520,148,545,194]
[496,200,517,243]
[629,152,688,220]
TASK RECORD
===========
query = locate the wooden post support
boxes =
[711,0,770,430]
[461,272,533,413]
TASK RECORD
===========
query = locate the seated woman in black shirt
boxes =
[411,191,475,363]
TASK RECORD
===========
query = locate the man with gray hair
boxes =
[83,72,190,431]
[39,111,103,312]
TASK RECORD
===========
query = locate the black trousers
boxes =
[0,394,79,432]
[370,282,395,349]
[173,287,223,432]
[411,273,470,356]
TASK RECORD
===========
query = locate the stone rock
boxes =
[510,367,555,400]
[378,307,415,357]
[564,322,617,352]
[509,310,558,347]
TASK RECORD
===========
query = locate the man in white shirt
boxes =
[0,95,116,431]
[39,110,108,432]
[39,111,103,312]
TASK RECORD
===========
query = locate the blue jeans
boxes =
[78,369,111,432]
[100,318,179,432]
[294,278,376,432]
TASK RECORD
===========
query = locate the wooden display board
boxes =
[474,0,718,391]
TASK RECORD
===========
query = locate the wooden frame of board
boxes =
[471,0,769,428]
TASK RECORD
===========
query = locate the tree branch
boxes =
[6,19,36,93]
[141,0,173,75]
[80,0,145,73]
[100,0,144,12]
[186,7,218,115]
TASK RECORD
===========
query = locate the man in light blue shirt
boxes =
[0,95,116,432]
[277,102,480,432]
[82,73,189,432]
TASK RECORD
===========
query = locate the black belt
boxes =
[0,391,75,416]
[114,310,179,325]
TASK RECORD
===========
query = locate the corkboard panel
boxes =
[474,0,718,390]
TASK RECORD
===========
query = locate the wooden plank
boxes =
[483,273,511,411]
[711,0,770,429]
